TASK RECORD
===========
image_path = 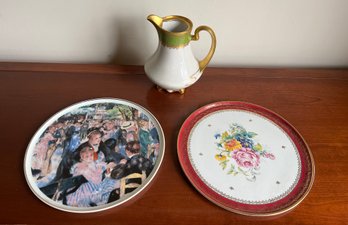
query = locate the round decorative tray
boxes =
[177,101,314,216]
[24,98,165,213]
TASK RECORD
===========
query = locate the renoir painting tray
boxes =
[24,98,165,213]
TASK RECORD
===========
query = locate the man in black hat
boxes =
[53,129,116,182]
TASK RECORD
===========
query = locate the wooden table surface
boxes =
[0,62,347,225]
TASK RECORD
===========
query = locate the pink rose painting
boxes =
[232,148,260,168]
[215,123,276,181]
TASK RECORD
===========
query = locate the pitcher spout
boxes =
[147,14,163,29]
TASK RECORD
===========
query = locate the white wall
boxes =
[0,0,347,67]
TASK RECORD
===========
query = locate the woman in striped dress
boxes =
[66,146,119,207]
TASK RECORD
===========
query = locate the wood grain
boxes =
[0,63,347,225]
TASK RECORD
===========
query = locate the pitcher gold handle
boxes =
[191,25,216,72]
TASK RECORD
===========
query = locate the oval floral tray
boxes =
[24,98,165,213]
[177,101,315,216]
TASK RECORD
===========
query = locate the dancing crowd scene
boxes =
[30,103,160,207]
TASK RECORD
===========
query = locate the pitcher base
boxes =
[156,85,185,94]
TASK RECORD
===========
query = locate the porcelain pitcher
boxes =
[145,14,216,94]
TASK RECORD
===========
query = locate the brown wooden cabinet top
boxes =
[0,62,347,225]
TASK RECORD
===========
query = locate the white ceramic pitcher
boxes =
[144,14,216,94]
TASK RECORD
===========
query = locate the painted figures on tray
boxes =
[66,146,119,207]
[31,103,160,207]
[214,123,275,182]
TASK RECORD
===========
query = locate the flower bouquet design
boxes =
[214,123,275,181]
